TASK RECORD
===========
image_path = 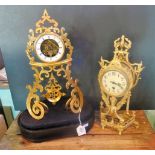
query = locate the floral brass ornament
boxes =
[98,35,144,134]
[26,9,83,120]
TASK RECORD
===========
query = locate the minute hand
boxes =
[111,81,123,89]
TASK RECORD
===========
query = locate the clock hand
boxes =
[110,81,123,89]
[117,83,124,89]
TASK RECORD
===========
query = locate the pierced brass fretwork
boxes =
[26,9,83,120]
[98,35,144,134]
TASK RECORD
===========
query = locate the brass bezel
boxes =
[99,67,130,97]
[34,32,65,63]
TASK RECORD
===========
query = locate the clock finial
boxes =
[114,35,132,52]
[35,9,58,33]
[43,9,49,17]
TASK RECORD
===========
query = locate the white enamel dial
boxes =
[102,70,128,97]
[35,34,65,62]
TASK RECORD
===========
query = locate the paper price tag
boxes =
[76,123,88,136]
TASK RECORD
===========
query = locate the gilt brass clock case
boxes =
[98,35,144,134]
[25,9,84,120]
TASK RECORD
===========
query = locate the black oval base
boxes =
[18,98,95,142]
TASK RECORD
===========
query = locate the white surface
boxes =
[35,34,65,62]
[102,70,127,97]
[1,0,155,5]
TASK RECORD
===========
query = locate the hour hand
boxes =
[110,81,123,89]
[110,81,118,85]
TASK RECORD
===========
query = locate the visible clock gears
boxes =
[35,34,65,62]
[25,9,84,120]
[98,35,144,134]
[18,9,95,142]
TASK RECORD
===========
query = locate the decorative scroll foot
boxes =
[66,86,83,113]
[26,95,48,120]
[64,64,84,113]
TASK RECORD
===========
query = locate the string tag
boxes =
[76,123,88,136]
[76,107,89,136]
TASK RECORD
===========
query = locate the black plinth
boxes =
[18,98,95,142]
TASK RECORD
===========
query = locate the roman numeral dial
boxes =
[35,34,65,62]
[102,70,128,97]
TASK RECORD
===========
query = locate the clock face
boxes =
[35,34,65,62]
[102,70,128,97]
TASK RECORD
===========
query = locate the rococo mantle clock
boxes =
[26,9,83,120]
[98,35,144,134]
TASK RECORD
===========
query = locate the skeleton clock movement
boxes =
[26,9,83,120]
[98,35,144,134]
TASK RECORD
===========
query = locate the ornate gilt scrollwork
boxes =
[26,9,83,120]
[98,35,144,134]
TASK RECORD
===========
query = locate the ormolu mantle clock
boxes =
[26,9,83,120]
[98,35,144,134]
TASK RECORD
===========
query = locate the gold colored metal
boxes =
[26,9,83,120]
[98,35,144,134]
[34,32,65,63]
[44,73,65,104]
[40,39,59,57]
